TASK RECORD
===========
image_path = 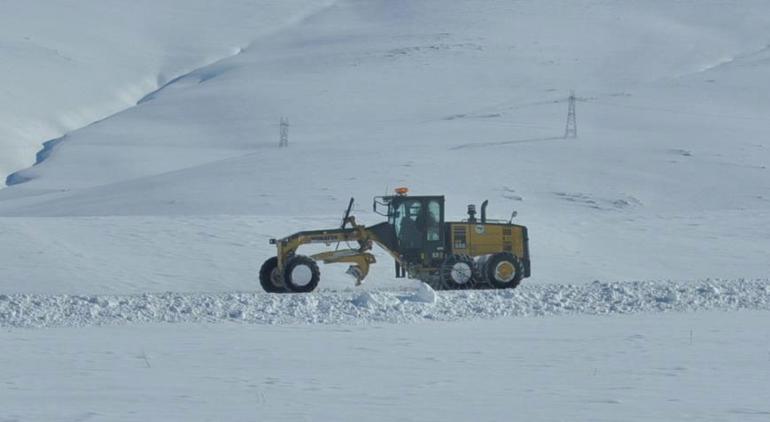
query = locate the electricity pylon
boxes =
[279,117,289,147]
[564,91,577,139]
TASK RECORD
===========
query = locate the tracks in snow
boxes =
[1,279,768,328]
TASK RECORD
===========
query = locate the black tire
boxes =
[440,254,477,290]
[283,255,320,293]
[482,253,523,289]
[259,257,287,293]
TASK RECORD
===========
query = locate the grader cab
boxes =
[260,188,530,293]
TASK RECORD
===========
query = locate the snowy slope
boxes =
[0,0,331,179]
[1,0,769,290]
[1,213,769,295]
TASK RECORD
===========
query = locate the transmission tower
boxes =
[564,91,577,139]
[279,117,289,148]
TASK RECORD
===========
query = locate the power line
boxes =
[591,100,767,121]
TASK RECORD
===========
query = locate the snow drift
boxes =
[2,279,768,328]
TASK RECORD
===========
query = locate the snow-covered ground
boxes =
[3,310,769,421]
[2,0,770,420]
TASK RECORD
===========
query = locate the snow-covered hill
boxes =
[1,0,769,290]
[0,0,330,180]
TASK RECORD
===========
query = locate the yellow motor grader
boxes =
[260,188,530,293]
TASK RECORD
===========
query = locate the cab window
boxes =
[394,200,422,248]
[426,200,441,241]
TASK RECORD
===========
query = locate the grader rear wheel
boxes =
[482,252,523,289]
[440,254,477,290]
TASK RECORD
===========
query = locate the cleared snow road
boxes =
[1,279,768,328]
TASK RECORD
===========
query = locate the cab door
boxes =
[422,198,445,264]
[392,198,423,262]
[391,197,444,265]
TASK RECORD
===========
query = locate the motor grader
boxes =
[259,188,530,293]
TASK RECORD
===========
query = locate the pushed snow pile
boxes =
[351,291,384,308]
[1,279,768,328]
[411,282,437,304]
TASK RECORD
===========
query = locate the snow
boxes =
[2,279,768,328]
[2,311,770,421]
[412,281,438,304]
[0,0,769,284]
[1,213,768,294]
[0,0,333,179]
[2,0,770,419]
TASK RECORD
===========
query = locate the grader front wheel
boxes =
[259,257,287,293]
[283,255,321,293]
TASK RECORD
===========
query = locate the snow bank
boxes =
[2,279,768,328]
